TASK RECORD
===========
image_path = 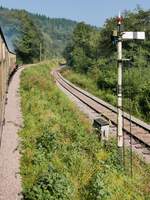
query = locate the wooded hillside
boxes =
[63,7,150,122]
[0,7,77,62]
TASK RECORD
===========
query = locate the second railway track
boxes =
[53,68,150,161]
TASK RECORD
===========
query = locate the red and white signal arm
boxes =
[117,16,123,24]
[122,32,145,40]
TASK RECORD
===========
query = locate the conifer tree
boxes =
[14,11,42,63]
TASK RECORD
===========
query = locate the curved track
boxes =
[53,68,150,157]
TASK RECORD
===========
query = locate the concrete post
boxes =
[117,13,123,148]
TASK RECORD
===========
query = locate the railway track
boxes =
[53,68,150,160]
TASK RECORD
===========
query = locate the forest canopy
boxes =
[63,8,150,122]
[0,7,77,63]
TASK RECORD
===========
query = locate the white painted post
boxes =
[117,13,123,148]
[116,19,145,148]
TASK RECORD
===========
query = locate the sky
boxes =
[0,0,150,27]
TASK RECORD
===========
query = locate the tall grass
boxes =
[62,68,150,122]
[20,60,150,199]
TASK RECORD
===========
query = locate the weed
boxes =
[20,60,150,199]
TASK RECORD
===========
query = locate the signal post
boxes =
[117,13,123,148]
[112,13,145,163]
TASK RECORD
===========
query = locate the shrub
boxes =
[23,165,74,200]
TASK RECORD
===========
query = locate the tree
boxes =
[64,22,100,73]
[14,11,43,63]
[63,8,150,122]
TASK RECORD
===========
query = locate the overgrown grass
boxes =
[62,68,150,123]
[20,60,150,199]
[62,68,117,106]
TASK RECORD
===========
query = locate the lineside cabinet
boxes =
[93,117,109,141]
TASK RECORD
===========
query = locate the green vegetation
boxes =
[63,7,150,122]
[14,11,42,63]
[0,7,77,62]
[20,61,150,199]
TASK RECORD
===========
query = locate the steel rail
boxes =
[53,69,150,149]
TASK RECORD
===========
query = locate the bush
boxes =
[23,166,74,200]
[86,171,110,200]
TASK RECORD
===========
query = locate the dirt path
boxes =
[0,67,24,200]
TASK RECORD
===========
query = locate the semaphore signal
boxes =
[111,12,145,168]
